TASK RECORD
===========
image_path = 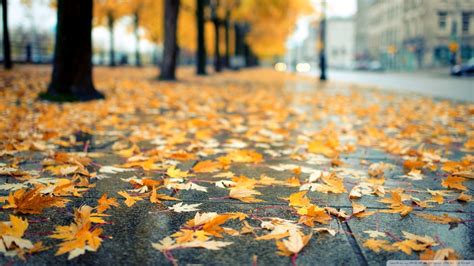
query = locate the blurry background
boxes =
[1,0,474,76]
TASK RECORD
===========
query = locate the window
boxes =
[462,13,470,33]
[438,12,447,30]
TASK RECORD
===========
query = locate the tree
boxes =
[160,0,180,80]
[44,0,104,101]
[211,2,221,72]
[94,0,125,66]
[1,0,12,69]
[235,0,312,59]
[224,11,230,68]
[196,0,206,75]
[124,0,150,67]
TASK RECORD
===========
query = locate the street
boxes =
[308,69,474,102]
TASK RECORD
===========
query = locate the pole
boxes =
[319,0,327,81]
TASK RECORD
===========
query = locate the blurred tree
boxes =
[141,0,163,45]
[211,2,221,72]
[160,0,180,80]
[45,0,104,101]
[94,0,126,66]
[196,0,206,75]
[124,0,149,67]
[1,0,12,69]
[235,0,312,59]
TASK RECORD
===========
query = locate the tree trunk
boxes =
[160,0,180,80]
[224,12,230,68]
[319,16,327,81]
[1,0,12,69]
[213,19,221,72]
[45,0,103,101]
[108,13,116,67]
[134,12,141,67]
[196,0,206,75]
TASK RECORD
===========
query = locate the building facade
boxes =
[326,17,355,69]
[356,0,474,69]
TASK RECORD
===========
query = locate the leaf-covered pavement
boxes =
[0,66,472,265]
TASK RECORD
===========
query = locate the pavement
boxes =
[0,66,473,265]
[307,69,474,102]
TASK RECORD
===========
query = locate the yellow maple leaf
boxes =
[276,230,312,256]
[3,188,68,214]
[96,193,119,213]
[288,191,311,207]
[50,206,103,260]
[166,166,192,179]
[441,176,467,191]
[117,191,143,207]
[193,160,223,173]
[363,239,397,253]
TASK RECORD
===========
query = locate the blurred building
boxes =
[326,17,355,69]
[356,0,474,70]
[355,0,375,61]
[294,17,355,70]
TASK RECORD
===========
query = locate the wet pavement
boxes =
[0,67,473,265]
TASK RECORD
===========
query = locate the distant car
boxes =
[368,61,384,72]
[451,58,474,76]
[354,61,370,70]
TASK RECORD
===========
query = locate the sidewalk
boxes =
[0,66,472,265]
[308,68,474,102]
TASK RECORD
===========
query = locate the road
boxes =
[307,69,474,102]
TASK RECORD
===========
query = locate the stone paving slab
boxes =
[343,210,474,265]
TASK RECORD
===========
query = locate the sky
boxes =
[7,0,357,53]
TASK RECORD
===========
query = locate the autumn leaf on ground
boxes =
[0,215,45,259]
[172,229,210,243]
[296,204,332,226]
[392,231,438,255]
[313,227,336,236]
[379,191,413,217]
[166,166,193,179]
[99,166,135,174]
[121,158,160,171]
[152,236,233,251]
[256,219,301,241]
[457,192,472,202]
[182,212,241,238]
[419,248,460,260]
[311,174,346,194]
[229,187,263,203]
[400,169,424,180]
[50,206,103,260]
[441,176,467,191]
[276,230,312,256]
[117,191,143,207]
[222,150,263,163]
[288,191,311,207]
[441,161,470,173]
[150,186,179,203]
[45,165,79,176]
[3,188,68,214]
[96,194,119,213]
[364,230,386,238]
[363,239,397,253]
[308,140,337,158]
[414,213,462,225]
[168,202,201,213]
[193,160,224,173]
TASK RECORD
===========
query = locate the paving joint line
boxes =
[341,220,369,266]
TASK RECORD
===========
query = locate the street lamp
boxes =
[319,0,327,81]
